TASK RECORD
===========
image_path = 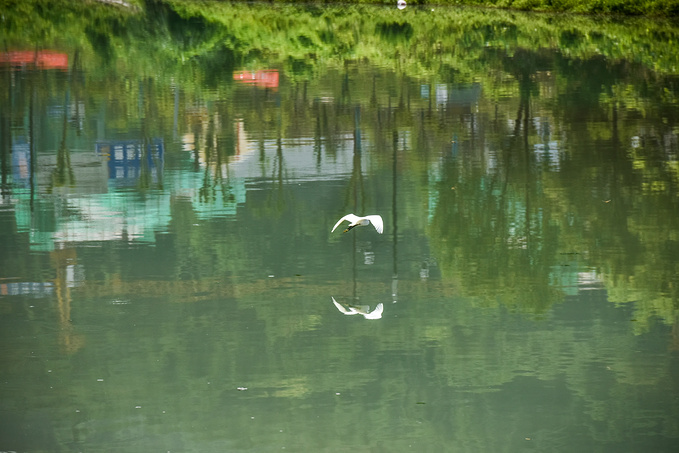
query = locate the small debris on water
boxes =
[237,387,248,391]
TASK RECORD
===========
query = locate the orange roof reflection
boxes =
[0,50,69,70]
[233,70,279,89]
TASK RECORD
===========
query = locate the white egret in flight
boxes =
[332,297,384,320]
[331,214,384,234]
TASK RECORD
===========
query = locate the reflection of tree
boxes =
[419,42,679,324]
[51,248,85,355]
[50,50,81,191]
[345,106,365,213]
[549,56,679,329]
[0,66,12,198]
[348,107,364,300]
[266,134,287,213]
[137,79,160,192]
[264,104,289,215]
[428,48,563,313]
[391,129,399,303]
[191,103,238,209]
[50,92,75,190]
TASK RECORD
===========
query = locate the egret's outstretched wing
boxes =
[333,297,383,320]
[332,297,349,314]
[364,303,384,319]
[331,213,359,232]
[366,215,384,234]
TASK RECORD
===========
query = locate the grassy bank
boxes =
[258,0,679,16]
[80,0,679,17]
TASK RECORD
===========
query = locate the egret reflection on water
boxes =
[331,214,384,234]
[331,297,384,320]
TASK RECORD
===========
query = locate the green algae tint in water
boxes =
[0,2,678,452]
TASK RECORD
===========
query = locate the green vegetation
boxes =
[3,0,679,88]
[401,0,679,16]
[175,0,679,16]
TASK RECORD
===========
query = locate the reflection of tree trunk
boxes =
[392,129,399,303]
[265,131,286,213]
[341,71,351,106]
[276,135,284,193]
[29,85,36,210]
[51,248,85,355]
[351,106,362,301]
[138,139,151,190]
[199,113,217,203]
[0,72,10,197]
[500,71,534,254]
[53,90,75,189]
[266,106,286,212]
[314,100,322,169]
[520,77,532,247]
[52,54,79,190]
[608,102,626,223]
[349,106,364,211]
[0,126,8,196]
[173,85,179,141]
[671,314,679,351]
[352,226,357,300]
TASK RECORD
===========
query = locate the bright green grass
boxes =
[264,0,679,16]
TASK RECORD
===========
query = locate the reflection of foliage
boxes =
[4,2,678,321]
[425,45,679,324]
[375,20,414,45]
[440,0,679,15]
[4,1,679,84]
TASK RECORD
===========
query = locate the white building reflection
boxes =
[8,116,364,251]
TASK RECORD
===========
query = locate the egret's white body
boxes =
[332,297,384,320]
[397,0,407,9]
[332,214,384,234]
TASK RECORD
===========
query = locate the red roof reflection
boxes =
[233,70,279,89]
[0,50,69,70]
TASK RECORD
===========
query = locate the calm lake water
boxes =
[1,2,679,452]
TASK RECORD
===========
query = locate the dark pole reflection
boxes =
[392,128,399,304]
[351,105,362,301]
